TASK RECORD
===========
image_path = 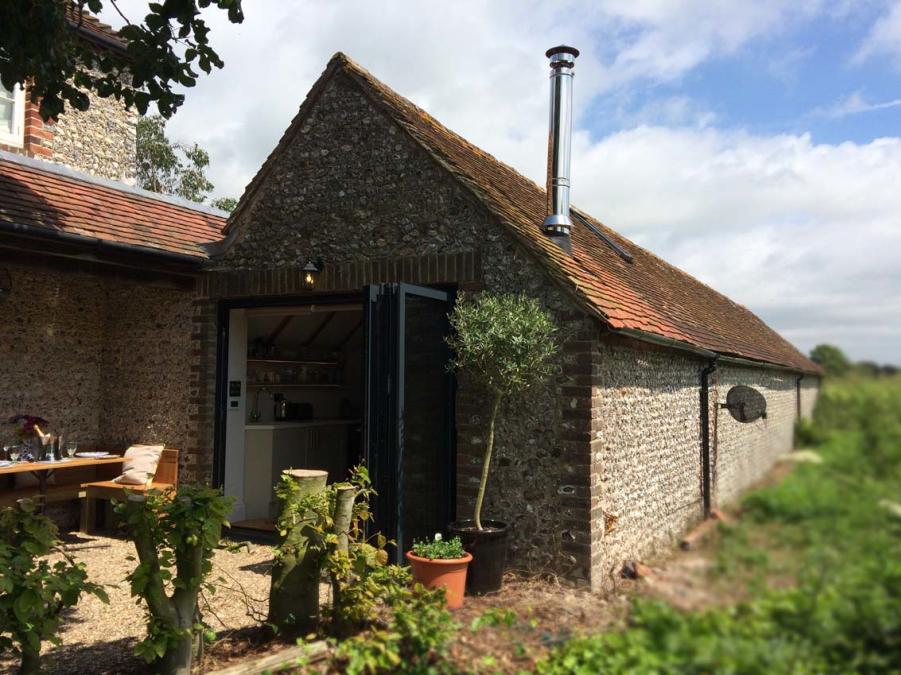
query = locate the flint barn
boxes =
[0,43,820,589]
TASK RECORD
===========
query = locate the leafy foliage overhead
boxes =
[0,0,243,121]
[209,196,237,212]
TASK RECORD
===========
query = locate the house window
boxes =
[0,83,25,147]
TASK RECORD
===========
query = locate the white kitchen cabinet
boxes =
[243,421,354,520]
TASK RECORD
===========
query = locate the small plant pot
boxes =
[448,520,509,595]
[406,550,473,609]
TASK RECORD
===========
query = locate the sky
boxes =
[100,1,901,365]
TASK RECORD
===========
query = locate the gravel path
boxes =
[0,531,276,675]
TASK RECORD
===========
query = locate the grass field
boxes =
[537,377,901,674]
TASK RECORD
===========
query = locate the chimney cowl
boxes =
[542,45,579,252]
[545,45,580,64]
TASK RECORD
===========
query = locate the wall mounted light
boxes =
[302,259,322,290]
[0,268,11,298]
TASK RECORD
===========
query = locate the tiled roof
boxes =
[225,53,820,374]
[65,4,128,52]
[0,152,225,260]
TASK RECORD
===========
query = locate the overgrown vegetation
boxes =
[267,466,457,672]
[537,376,901,673]
[116,485,233,675]
[0,501,108,675]
[331,582,456,675]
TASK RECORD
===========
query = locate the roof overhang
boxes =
[0,221,206,278]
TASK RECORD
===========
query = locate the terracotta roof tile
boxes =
[65,4,128,52]
[0,153,225,259]
[225,53,820,374]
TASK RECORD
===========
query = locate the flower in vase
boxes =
[6,414,49,441]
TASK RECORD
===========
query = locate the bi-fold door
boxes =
[364,283,455,561]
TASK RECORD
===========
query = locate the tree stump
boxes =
[330,484,357,623]
[332,484,356,555]
[268,469,329,637]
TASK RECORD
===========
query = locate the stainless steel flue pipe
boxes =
[542,45,579,247]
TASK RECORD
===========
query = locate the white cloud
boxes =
[569,127,901,362]
[854,1,901,66]
[814,91,901,118]
[99,0,823,199]
[97,1,901,363]
[767,45,817,84]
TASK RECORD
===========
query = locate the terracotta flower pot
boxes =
[405,550,473,609]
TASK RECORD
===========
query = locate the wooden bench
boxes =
[0,461,108,510]
[80,448,179,534]
[0,483,84,509]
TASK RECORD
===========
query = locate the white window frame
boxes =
[0,84,26,148]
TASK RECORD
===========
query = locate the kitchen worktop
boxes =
[245,419,360,430]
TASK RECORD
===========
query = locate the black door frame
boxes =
[396,283,457,556]
[212,285,457,552]
[212,291,365,490]
[364,283,457,561]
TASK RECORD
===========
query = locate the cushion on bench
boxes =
[81,448,179,498]
[115,444,165,485]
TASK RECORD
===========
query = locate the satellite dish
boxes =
[722,385,767,423]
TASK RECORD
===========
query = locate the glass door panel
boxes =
[363,283,454,562]
[397,284,454,554]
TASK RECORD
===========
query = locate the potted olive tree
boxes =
[406,534,472,608]
[446,293,556,594]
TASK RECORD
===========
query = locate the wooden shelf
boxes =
[246,383,343,389]
[247,359,338,366]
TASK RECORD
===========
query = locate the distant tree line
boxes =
[810,344,898,378]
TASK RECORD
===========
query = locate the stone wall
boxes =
[712,364,798,505]
[799,376,820,420]
[0,261,105,446]
[47,83,137,183]
[99,278,194,452]
[201,71,597,578]
[587,342,820,585]
[0,258,192,457]
[591,337,706,581]
[0,82,136,183]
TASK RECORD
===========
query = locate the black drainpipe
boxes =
[700,358,718,517]
[796,374,804,421]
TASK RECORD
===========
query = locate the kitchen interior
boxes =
[224,303,364,532]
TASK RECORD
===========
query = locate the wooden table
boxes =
[0,456,125,510]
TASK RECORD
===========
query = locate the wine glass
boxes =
[9,447,20,463]
[66,441,78,459]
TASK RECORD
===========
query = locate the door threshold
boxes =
[226,519,277,544]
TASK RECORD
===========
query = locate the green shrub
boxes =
[333,582,456,675]
[116,485,233,675]
[0,501,108,675]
